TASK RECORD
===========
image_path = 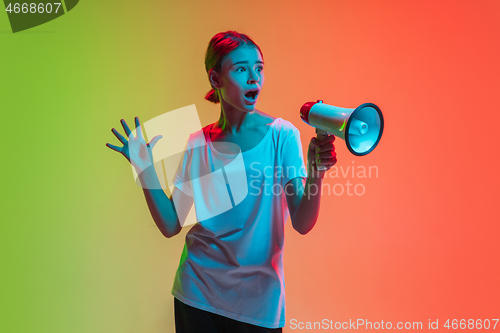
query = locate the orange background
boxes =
[185,0,500,329]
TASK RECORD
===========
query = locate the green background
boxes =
[0,2,207,332]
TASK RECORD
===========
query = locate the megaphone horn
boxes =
[300,100,384,156]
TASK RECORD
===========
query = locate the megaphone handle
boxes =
[315,128,329,171]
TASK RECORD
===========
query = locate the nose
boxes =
[248,69,260,84]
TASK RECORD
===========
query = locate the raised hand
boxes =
[106,117,163,174]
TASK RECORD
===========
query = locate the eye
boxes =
[236,67,246,72]
[256,66,264,72]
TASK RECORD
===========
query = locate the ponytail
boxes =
[205,87,220,104]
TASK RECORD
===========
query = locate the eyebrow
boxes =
[231,60,265,68]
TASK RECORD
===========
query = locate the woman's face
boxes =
[213,45,265,112]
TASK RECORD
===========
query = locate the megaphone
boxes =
[300,100,384,159]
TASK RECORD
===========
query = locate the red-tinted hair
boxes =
[204,31,264,104]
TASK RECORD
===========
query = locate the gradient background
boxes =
[1,0,499,332]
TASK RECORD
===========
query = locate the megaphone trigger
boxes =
[315,127,330,141]
[314,128,331,171]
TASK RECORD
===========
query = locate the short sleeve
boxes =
[280,125,307,187]
[172,139,193,197]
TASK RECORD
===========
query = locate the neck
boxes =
[217,100,256,134]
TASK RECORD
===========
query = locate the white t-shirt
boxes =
[171,117,307,329]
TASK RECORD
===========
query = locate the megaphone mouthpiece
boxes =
[299,101,318,125]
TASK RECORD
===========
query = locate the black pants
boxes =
[174,298,283,333]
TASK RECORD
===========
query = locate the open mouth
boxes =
[244,90,259,101]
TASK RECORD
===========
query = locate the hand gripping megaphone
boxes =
[300,100,384,159]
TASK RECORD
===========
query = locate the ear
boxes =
[209,69,222,89]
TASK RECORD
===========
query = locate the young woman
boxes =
[107,31,337,333]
